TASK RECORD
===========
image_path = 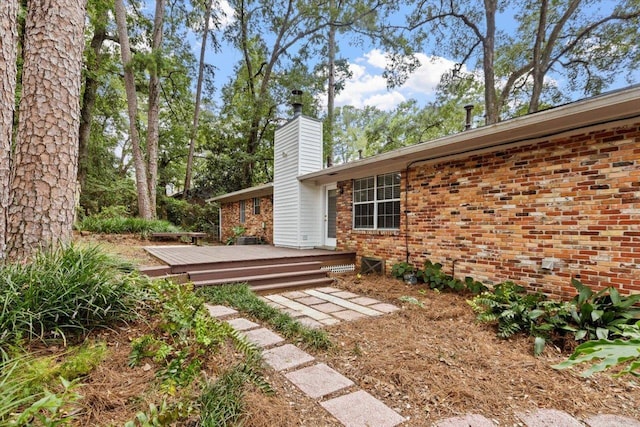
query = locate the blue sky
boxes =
[198,0,639,113]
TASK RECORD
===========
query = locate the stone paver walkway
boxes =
[204,286,405,427]
[260,286,399,329]
[205,288,640,427]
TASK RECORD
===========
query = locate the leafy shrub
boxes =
[470,279,640,356]
[77,215,181,235]
[391,262,415,279]
[568,279,640,341]
[129,280,260,398]
[0,245,144,349]
[393,260,488,294]
[159,196,218,236]
[552,328,640,378]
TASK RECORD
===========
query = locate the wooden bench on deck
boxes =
[149,232,207,245]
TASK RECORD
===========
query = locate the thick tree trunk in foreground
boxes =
[6,0,87,261]
[0,0,18,260]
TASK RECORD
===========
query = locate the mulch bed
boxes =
[69,236,640,425]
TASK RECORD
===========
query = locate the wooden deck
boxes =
[144,245,356,274]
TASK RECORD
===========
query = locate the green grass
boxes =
[197,284,332,350]
[199,355,273,427]
[0,351,85,425]
[76,215,181,235]
[0,244,146,350]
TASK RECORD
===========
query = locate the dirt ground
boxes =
[71,234,640,426]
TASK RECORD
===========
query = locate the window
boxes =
[239,200,245,223]
[353,172,400,229]
[253,197,261,215]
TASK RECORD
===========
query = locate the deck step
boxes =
[191,269,328,288]
[188,261,323,282]
[139,265,173,277]
[251,277,335,293]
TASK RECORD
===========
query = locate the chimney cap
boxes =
[291,89,303,117]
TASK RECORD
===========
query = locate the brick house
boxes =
[209,183,274,244]
[212,86,640,297]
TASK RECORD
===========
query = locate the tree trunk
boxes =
[114,0,152,219]
[77,26,107,192]
[145,0,166,217]
[528,0,548,114]
[184,0,212,197]
[326,0,336,164]
[6,0,87,261]
[482,0,498,124]
[0,0,18,260]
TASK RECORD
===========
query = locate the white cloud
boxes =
[214,0,235,29]
[334,50,462,111]
[363,49,388,69]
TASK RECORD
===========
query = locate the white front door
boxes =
[324,185,337,248]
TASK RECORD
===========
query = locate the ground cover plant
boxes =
[76,206,181,236]
[391,260,488,294]
[4,235,639,426]
[0,244,143,355]
[469,279,640,355]
[197,284,331,350]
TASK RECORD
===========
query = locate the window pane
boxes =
[354,203,374,228]
[377,201,400,229]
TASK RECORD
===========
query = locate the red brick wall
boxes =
[220,196,273,244]
[336,122,640,298]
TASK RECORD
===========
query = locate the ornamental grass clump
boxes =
[0,244,145,349]
[77,215,180,235]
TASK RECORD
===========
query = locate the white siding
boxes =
[273,116,323,248]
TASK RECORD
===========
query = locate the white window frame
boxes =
[253,197,261,215]
[239,200,246,223]
[352,172,401,230]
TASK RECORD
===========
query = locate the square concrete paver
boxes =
[282,291,308,299]
[296,317,324,329]
[435,414,497,427]
[321,390,405,427]
[332,310,367,321]
[349,296,381,306]
[332,291,360,299]
[314,287,341,293]
[241,328,284,348]
[369,303,400,314]
[266,294,331,321]
[518,409,583,427]
[586,415,640,427]
[205,304,238,318]
[320,317,341,326]
[304,290,384,316]
[262,344,315,371]
[313,302,344,313]
[285,363,354,399]
[226,318,260,331]
[296,296,326,305]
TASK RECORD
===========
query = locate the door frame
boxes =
[323,184,337,248]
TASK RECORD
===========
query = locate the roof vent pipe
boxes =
[291,89,303,117]
[464,104,474,130]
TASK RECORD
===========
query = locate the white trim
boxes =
[324,184,337,248]
[299,86,640,185]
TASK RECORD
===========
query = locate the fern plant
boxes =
[569,279,640,341]
[468,282,551,354]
